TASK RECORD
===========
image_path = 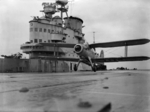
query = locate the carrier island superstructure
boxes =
[20,0,91,72]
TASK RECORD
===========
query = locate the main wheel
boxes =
[92,65,97,72]
[74,64,78,71]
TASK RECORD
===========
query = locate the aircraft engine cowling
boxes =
[74,44,83,54]
[74,44,89,57]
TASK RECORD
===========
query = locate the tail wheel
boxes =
[74,64,78,71]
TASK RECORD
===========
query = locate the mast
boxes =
[56,0,69,27]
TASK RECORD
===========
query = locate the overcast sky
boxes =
[0,0,150,69]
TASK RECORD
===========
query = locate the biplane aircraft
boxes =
[37,38,150,72]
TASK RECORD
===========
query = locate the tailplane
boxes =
[100,50,104,65]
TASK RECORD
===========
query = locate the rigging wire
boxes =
[104,48,118,54]
[105,47,121,54]
[107,51,123,57]
[104,47,123,57]
[104,48,114,53]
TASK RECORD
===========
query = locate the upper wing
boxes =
[36,56,149,63]
[92,56,150,62]
[37,56,79,62]
[38,43,75,48]
[89,38,150,48]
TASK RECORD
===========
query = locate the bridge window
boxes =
[44,29,47,32]
[39,39,42,43]
[30,40,33,43]
[35,28,38,32]
[30,28,33,32]
[34,39,38,43]
[58,23,62,26]
[39,28,42,32]
[48,29,50,33]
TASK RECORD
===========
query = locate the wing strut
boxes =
[125,45,128,57]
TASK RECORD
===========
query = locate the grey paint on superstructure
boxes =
[0,58,69,73]
[19,1,90,72]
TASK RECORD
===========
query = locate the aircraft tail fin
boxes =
[100,50,104,65]
[100,50,104,58]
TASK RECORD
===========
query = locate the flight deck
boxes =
[0,70,149,112]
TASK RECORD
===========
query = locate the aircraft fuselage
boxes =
[74,44,99,59]
[74,43,106,71]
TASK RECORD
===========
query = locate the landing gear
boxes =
[74,64,78,71]
[92,64,97,72]
[74,61,81,71]
[88,57,97,72]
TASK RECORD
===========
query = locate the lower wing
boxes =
[37,56,149,63]
[92,56,150,62]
